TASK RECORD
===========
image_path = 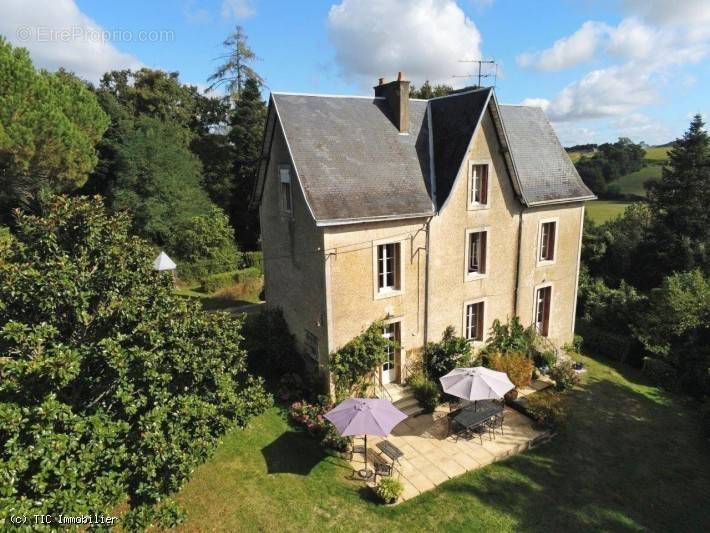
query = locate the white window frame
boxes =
[462,298,487,344]
[532,282,554,337]
[464,227,490,282]
[304,330,319,362]
[372,238,405,300]
[467,161,491,210]
[537,217,559,266]
[278,164,293,215]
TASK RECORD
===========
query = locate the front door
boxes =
[381,322,399,384]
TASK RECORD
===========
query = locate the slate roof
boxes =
[430,88,492,209]
[498,105,595,205]
[258,89,594,224]
[271,94,434,223]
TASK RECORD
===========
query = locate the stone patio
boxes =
[349,380,553,502]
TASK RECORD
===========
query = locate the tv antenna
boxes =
[453,59,497,88]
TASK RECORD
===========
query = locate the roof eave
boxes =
[315,211,434,227]
[526,195,598,207]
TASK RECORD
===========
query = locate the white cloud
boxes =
[221,0,256,20]
[517,21,608,71]
[0,0,143,83]
[611,113,671,145]
[623,0,710,32]
[542,63,657,122]
[327,0,482,88]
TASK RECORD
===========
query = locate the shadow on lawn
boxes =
[439,364,710,532]
[261,430,325,475]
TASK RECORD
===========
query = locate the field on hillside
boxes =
[586,201,630,224]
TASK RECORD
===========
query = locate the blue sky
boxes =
[2,0,709,145]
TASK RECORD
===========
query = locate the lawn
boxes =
[174,278,264,312]
[586,201,630,224]
[615,165,662,197]
[172,355,710,532]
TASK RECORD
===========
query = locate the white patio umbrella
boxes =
[439,367,515,404]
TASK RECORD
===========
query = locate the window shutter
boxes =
[476,303,484,341]
[548,223,556,261]
[480,232,487,274]
[480,166,488,204]
[394,243,401,289]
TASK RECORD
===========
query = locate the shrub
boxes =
[534,350,557,372]
[288,399,350,452]
[485,317,537,358]
[424,326,473,382]
[375,478,404,504]
[549,360,581,391]
[171,206,242,280]
[576,322,632,362]
[242,308,305,379]
[200,267,261,293]
[524,392,567,428]
[0,196,271,528]
[487,352,534,389]
[241,251,264,272]
[642,357,676,386]
[409,373,440,413]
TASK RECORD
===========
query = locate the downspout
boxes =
[423,216,432,348]
[513,208,524,316]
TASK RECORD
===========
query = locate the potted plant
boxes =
[375,478,404,504]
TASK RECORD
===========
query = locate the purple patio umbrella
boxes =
[325,398,407,479]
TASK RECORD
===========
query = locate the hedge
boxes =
[200,267,262,293]
[576,322,632,362]
[241,251,263,273]
[642,357,676,386]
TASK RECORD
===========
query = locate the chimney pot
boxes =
[397,71,404,81]
[373,72,410,133]
[378,77,385,86]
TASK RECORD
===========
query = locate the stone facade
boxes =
[260,104,585,386]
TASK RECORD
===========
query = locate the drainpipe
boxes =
[423,217,432,347]
[513,209,524,316]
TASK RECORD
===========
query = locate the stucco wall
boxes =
[323,218,429,381]
[427,109,522,349]
[260,125,328,369]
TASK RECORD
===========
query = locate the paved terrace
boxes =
[349,381,552,501]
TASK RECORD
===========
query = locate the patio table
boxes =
[452,401,503,431]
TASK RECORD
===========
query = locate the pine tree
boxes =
[642,115,710,284]
[207,26,264,98]
[229,77,266,249]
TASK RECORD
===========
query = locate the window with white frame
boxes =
[465,301,484,341]
[279,165,292,213]
[539,221,556,262]
[535,286,552,337]
[469,163,489,206]
[377,242,401,293]
[304,330,319,361]
[467,230,487,275]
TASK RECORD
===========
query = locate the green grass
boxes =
[614,165,663,197]
[0,226,10,243]
[174,280,263,312]
[586,201,631,224]
[173,356,710,532]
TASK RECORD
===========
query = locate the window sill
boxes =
[536,259,556,267]
[375,288,404,300]
[467,204,490,212]
[465,272,488,282]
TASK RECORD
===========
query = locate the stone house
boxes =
[252,73,595,387]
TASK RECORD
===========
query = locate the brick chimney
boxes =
[374,71,410,133]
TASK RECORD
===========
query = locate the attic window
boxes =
[469,163,489,207]
[279,165,292,214]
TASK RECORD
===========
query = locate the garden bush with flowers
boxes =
[288,399,351,452]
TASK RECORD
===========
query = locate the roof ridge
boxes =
[427,86,492,102]
[272,91,384,100]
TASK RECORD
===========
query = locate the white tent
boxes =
[153,251,177,271]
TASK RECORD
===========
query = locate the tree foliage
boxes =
[575,138,646,198]
[409,81,454,99]
[0,38,109,218]
[229,77,266,249]
[0,196,270,527]
[169,205,241,279]
[207,25,264,97]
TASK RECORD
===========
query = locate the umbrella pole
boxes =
[358,434,373,480]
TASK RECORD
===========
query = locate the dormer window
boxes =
[469,163,489,207]
[279,165,293,214]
